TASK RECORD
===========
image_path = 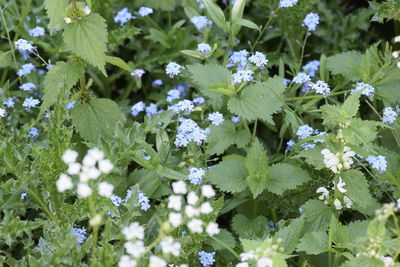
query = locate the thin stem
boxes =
[252,120,258,139]
[286,90,351,101]
[144,234,163,254]
[33,50,49,67]
[242,120,253,142]
[250,9,278,52]
[72,0,77,8]
[297,33,309,72]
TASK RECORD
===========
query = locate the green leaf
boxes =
[105,56,132,72]
[342,119,380,146]
[240,238,262,252]
[275,217,305,253]
[329,216,348,248]
[180,50,203,59]
[245,139,269,198]
[231,0,246,35]
[341,170,379,215]
[367,219,386,238]
[232,214,268,239]
[345,220,369,244]
[0,51,13,68]
[207,157,248,193]
[40,61,84,114]
[302,199,335,232]
[209,229,236,251]
[267,163,311,195]
[326,51,362,81]
[297,231,328,255]
[341,256,385,267]
[45,0,69,31]
[63,13,108,75]
[206,121,250,155]
[292,145,325,170]
[203,0,229,32]
[321,92,361,126]
[71,98,124,143]
[228,77,286,124]
[237,19,260,31]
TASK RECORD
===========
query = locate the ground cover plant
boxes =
[1,0,400,266]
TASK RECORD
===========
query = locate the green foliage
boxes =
[297,231,328,255]
[275,217,305,253]
[302,200,335,232]
[267,163,311,195]
[45,0,69,31]
[232,214,268,239]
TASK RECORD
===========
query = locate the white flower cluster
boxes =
[321,146,355,173]
[316,176,352,210]
[168,180,220,236]
[56,148,114,198]
[236,238,284,267]
[375,203,397,221]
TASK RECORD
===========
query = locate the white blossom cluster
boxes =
[321,146,355,173]
[56,148,114,198]
[316,176,353,210]
[236,238,284,267]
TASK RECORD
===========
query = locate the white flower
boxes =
[240,252,255,261]
[185,205,200,218]
[187,191,199,205]
[67,162,81,175]
[62,149,78,164]
[84,6,91,15]
[333,199,342,210]
[77,183,92,198]
[206,222,220,236]
[201,185,215,198]
[83,167,101,180]
[236,263,249,267]
[316,187,329,200]
[87,148,104,160]
[0,108,6,117]
[172,181,187,194]
[344,196,352,209]
[98,182,114,198]
[125,241,145,258]
[149,256,167,267]
[321,148,341,173]
[397,199,400,209]
[82,155,97,167]
[65,17,72,24]
[98,159,113,174]
[160,237,181,256]
[381,256,394,267]
[257,257,273,267]
[56,174,73,192]
[168,212,182,227]
[200,202,213,214]
[118,255,137,267]
[342,146,355,169]
[336,177,346,193]
[187,219,203,233]
[168,195,182,211]
[123,222,145,240]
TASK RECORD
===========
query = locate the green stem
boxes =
[210,236,240,260]
[28,189,59,225]
[72,0,77,8]
[242,120,253,142]
[250,8,278,52]
[144,234,163,254]
[297,33,309,72]
[286,90,351,101]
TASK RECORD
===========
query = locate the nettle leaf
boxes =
[342,119,380,146]
[232,214,268,239]
[63,13,108,75]
[341,256,385,267]
[341,170,379,215]
[105,56,132,72]
[292,145,325,170]
[326,51,362,81]
[375,67,400,106]
[228,77,285,124]
[206,121,250,155]
[208,229,236,251]
[71,98,124,143]
[302,199,335,232]
[275,217,305,253]
[329,216,348,248]
[206,157,248,193]
[297,231,328,255]
[41,61,84,114]
[45,0,69,31]
[321,92,361,125]
[267,163,311,195]
[245,139,269,198]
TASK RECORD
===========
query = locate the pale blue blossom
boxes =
[17,63,35,76]
[138,191,150,211]
[131,69,145,79]
[208,112,224,126]
[19,82,36,92]
[302,60,320,77]
[293,72,311,84]
[22,97,40,111]
[228,50,248,70]
[166,89,181,103]
[28,26,45,37]
[114,8,135,25]
[28,127,40,138]
[351,82,375,98]
[279,0,298,8]
[197,43,212,55]
[152,79,163,86]
[66,101,77,110]
[72,227,87,244]
[382,107,398,124]
[175,118,207,147]
[166,62,185,78]
[303,12,320,31]
[231,69,253,84]
[137,7,153,17]
[366,155,387,173]
[3,98,15,108]
[198,251,216,267]
[231,116,240,123]
[130,101,145,116]
[190,16,212,31]
[193,97,205,105]
[15,39,35,53]
[145,103,158,116]
[296,125,314,140]
[311,80,330,96]
[248,51,268,69]
[188,167,206,185]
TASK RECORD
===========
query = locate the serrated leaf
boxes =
[267,163,311,195]
[329,216,348,248]
[71,98,124,143]
[297,231,328,255]
[206,121,250,155]
[45,0,69,31]
[292,145,325,170]
[41,61,84,114]
[275,217,305,253]
[63,13,108,75]
[228,77,285,124]
[326,51,362,81]
[240,238,262,252]
[245,139,269,198]
[302,199,335,232]
[346,220,369,243]
[187,63,231,96]
[321,92,361,126]
[341,170,377,213]
[209,229,236,251]
[232,214,268,239]
[341,256,385,267]
[342,119,380,146]
[105,56,132,72]
[206,157,248,193]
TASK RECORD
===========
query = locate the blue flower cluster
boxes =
[190,16,212,31]
[248,51,268,69]
[3,98,15,108]
[28,127,40,138]
[198,251,216,267]
[175,118,208,147]
[22,97,40,111]
[28,26,45,37]
[165,62,185,78]
[167,89,181,103]
[114,8,135,26]
[231,116,241,123]
[279,0,298,8]
[382,107,398,124]
[366,155,387,173]
[17,63,35,76]
[311,80,331,96]
[351,82,375,98]
[208,112,224,126]
[231,69,254,84]
[188,167,206,185]
[169,99,195,115]
[197,43,212,55]
[72,227,87,244]
[228,50,248,70]
[19,82,36,92]
[130,101,145,116]
[303,12,320,31]
[302,60,320,77]
[293,72,311,84]
[66,101,77,110]
[297,125,315,140]
[137,7,153,17]
[138,191,150,211]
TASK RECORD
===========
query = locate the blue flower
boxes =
[231,70,254,84]
[228,50,249,70]
[286,140,296,152]
[366,155,387,173]
[175,118,207,147]
[111,194,124,206]
[311,80,330,96]
[137,7,153,17]
[20,192,27,200]
[3,98,15,108]
[279,0,298,8]
[169,99,194,115]
[198,251,216,267]
[302,60,320,77]
[296,125,314,140]
[208,112,224,126]
[28,26,45,37]
[382,107,398,124]
[22,97,40,111]
[188,167,206,185]
[197,43,212,55]
[114,8,135,26]
[303,12,320,31]
[165,62,185,78]
[72,227,87,244]
[166,89,181,103]
[17,63,35,76]
[231,116,241,123]
[138,191,150,211]
[66,101,77,110]
[248,51,268,69]
[28,127,40,138]
[19,82,36,92]
[293,72,311,84]
[190,16,212,31]
[145,103,158,116]
[15,39,35,53]
[130,101,145,116]
[131,69,145,79]
[351,82,375,98]
[152,79,163,86]
[193,97,205,105]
